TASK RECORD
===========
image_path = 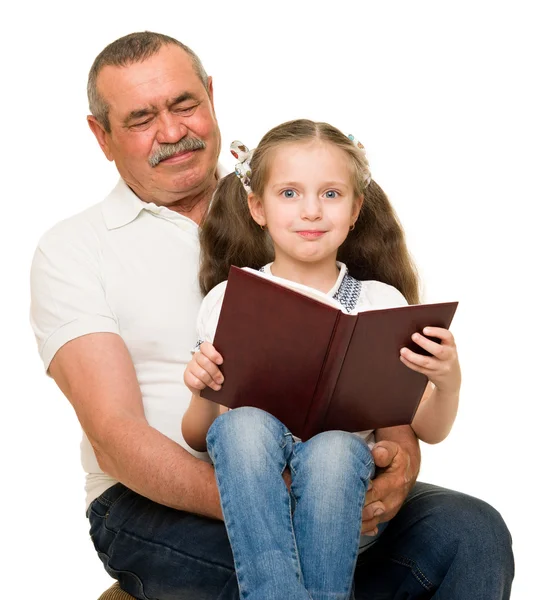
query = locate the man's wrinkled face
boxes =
[91,44,221,204]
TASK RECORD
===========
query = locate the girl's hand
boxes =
[184,342,224,395]
[399,327,461,395]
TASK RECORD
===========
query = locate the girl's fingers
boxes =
[185,373,207,392]
[199,341,224,365]
[400,347,437,370]
[191,371,221,392]
[410,333,446,359]
[423,327,455,345]
[399,353,431,375]
[186,364,222,391]
[195,364,223,390]
[195,353,224,384]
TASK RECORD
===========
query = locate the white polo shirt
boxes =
[30,173,226,509]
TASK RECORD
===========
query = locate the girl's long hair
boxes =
[199,119,419,304]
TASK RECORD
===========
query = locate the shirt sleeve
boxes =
[30,225,119,371]
[191,281,228,353]
[359,280,409,310]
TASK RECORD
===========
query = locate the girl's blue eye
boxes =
[324,190,338,199]
[283,189,297,199]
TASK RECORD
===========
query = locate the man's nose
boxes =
[155,112,188,144]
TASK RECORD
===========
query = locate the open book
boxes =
[201,266,458,439]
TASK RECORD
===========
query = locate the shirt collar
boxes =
[101,163,229,231]
[261,261,348,297]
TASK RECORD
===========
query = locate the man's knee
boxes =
[407,484,514,573]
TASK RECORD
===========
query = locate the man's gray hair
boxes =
[87,31,209,132]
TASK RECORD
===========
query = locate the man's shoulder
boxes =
[36,201,106,250]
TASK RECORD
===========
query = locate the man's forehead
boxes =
[97,46,201,111]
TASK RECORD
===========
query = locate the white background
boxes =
[2,1,538,598]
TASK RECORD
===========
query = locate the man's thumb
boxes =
[372,442,396,467]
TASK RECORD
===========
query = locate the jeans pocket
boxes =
[88,483,129,519]
[89,483,140,533]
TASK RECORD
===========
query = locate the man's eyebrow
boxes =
[122,93,199,126]
[168,92,198,106]
[123,107,156,126]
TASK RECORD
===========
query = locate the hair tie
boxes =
[347,134,372,186]
[231,140,253,193]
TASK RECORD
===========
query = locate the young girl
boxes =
[182,120,461,600]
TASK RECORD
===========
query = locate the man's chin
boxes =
[161,164,215,195]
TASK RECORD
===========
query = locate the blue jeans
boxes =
[206,407,375,600]
[88,441,514,600]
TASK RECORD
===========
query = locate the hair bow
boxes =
[231,140,253,193]
[347,134,371,186]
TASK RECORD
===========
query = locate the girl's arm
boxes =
[410,383,459,444]
[400,327,461,444]
[182,393,223,452]
[182,342,225,451]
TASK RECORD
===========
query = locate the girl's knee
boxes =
[207,407,288,460]
[305,430,374,477]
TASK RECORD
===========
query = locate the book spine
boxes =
[301,313,357,439]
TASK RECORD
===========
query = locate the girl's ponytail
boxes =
[199,173,273,295]
[338,179,420,305]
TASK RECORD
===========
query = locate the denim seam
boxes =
[93,487,131,512]
[97,550,152,600]
[343,487,366,599]
[390,554,434,590]
[92,512,234,573]
[287,484,304,584]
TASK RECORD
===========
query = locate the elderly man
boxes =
[30,31,513,599]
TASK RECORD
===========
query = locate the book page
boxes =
[243,267,344,311]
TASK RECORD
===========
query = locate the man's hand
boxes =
[283,467,292,491]
[361,437,418,535]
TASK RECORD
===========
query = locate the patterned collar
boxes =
[260,262,362,313]
[332,270,362,313]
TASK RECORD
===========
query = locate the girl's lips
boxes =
[297,230,326,239]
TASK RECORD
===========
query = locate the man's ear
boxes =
[247,193,266,227]
[87,116,114,162]
[207,76,215,111]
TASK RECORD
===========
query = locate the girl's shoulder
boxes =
[356,279,409,310]
[200,279,229,320]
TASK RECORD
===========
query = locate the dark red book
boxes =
[201,266,458,439]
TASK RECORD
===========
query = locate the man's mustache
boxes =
[148,137,206,167]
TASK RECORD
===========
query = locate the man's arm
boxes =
[49,332,223,520]
[361,424,420,534]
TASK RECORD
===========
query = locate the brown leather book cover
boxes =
[201,266,458,439]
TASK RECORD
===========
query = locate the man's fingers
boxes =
[282,467,292,491]
[362,500,385,523]
[361,517,379,534]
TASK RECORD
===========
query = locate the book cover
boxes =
[201,266,458,439]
